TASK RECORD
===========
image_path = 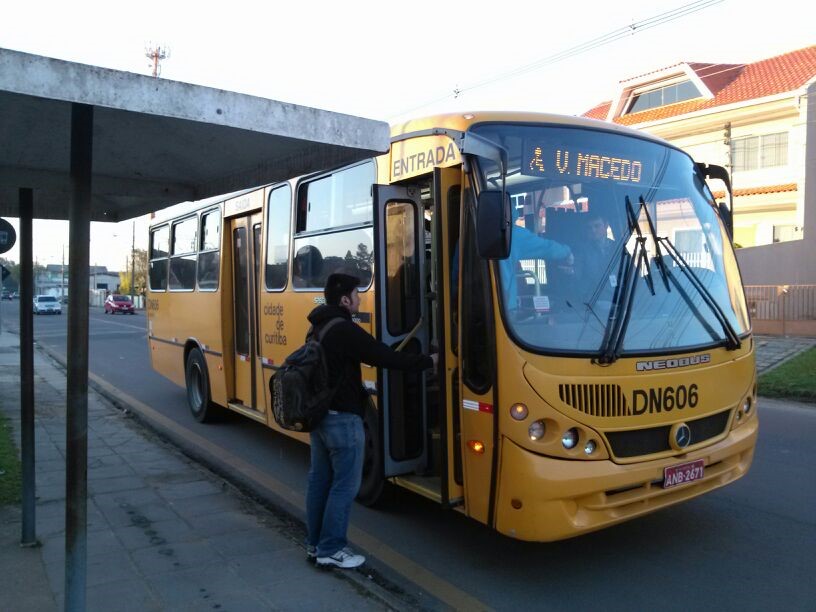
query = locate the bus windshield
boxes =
[469,123,750,356]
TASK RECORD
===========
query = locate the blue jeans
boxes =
[306,411,364,557]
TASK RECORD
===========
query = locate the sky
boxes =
[1,0,813,270]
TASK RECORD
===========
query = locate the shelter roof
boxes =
[0,48,390,222]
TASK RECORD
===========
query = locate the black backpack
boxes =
[271,318,343,432]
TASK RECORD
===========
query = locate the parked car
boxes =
[33,295,62,315]
[1,290,10,300]
[104,294,135,315]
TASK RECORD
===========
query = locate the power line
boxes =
[388,0,723,120]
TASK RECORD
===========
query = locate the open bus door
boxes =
[434,166,465,506]
[227,211,267,422]
[373,185,430,477]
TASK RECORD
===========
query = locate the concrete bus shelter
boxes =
[0,47,389,610]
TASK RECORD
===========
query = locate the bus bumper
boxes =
[494,416,757,542]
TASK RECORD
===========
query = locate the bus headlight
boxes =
[562,428,579,449]
[528,421,545,441]
[510,403,529,421]
[584,440,597,455]
[742,397,752,415]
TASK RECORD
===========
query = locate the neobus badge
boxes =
[636,353,711,372]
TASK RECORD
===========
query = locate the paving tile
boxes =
[169,493,248,519]
[130,540,224,576]
[147,564,271,611]
[88,475,150,495]
[205,528,294,559]
[88,463,137,480]
[155,479,224,501]
[230,550,383,611]
[113,517,197,551]
[86,578,163,612]
[96,500,181,529]
[34,458,66,474]
[35,498,66,520]
[181,510,263,537]
[40,527,122,565]
[92,487,164,510]
[87,444,117,458]
[85,549,142,587]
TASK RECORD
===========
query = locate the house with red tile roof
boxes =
[582,45,816,284]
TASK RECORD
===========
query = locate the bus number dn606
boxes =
[632,384,698,415]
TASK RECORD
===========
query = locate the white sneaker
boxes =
[316,548,365,569]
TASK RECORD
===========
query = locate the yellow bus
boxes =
[147,112,757,542]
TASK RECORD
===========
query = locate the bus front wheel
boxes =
[356,400,384,506]
[185,348,218,423]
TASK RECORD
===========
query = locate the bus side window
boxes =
[265,185,292,291]
[292,161,375,290]
[198,209,221,291]
[448,186,461,355]
[149,225,170,291]
[169,216,197,291]
[461,191,494,393]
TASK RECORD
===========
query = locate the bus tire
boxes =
[185,348,218,423]
[356,400,384,506]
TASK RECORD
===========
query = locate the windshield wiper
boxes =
[657,237,741,350]
[596,197,647,364]
[636,196,723,346]
[596,193,740,364]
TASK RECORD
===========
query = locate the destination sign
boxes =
[522,140,650,184]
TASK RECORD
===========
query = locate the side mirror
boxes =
[476,190,512,259]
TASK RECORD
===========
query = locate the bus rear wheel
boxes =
[356,400,384,506]
[185,348,219,423]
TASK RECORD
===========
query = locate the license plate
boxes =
[663,459,705,489]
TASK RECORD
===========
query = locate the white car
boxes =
[33,295,62,315]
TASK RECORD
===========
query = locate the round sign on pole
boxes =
[0,218,16,254]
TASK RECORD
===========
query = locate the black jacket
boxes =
[307,304,433,418]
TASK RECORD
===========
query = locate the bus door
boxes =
[373,185,430,477]
[434,166,465,505]
[456,177,498,525]
[229,212,266,417]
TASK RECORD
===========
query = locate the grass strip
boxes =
[758,347,816,403]
[0,411,21,506]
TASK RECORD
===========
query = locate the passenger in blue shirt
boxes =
[499,224,573,312]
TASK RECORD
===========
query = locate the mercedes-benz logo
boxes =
[671,423,692,450]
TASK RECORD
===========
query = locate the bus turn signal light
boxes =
[467,440,485,454]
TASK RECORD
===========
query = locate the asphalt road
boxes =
[4,299,815,611]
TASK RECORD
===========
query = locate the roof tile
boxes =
[582,46,816,123]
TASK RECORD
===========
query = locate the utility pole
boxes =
[145,44,170,78]
[130,221,135,303]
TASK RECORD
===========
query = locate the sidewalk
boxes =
[1,331,813,611]
[0,329,391,611]
[754,335,816,373]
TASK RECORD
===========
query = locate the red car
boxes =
[104,294,136,314]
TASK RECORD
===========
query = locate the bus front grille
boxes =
[605,410,732,458]
[558,384,631,417]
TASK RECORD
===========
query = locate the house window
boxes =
[772,225,803,243]
[626,80,701,114]
[731,132,788,171]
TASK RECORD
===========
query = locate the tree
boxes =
[118,248,148,295]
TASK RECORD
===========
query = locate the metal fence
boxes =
[744,285,816,337]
